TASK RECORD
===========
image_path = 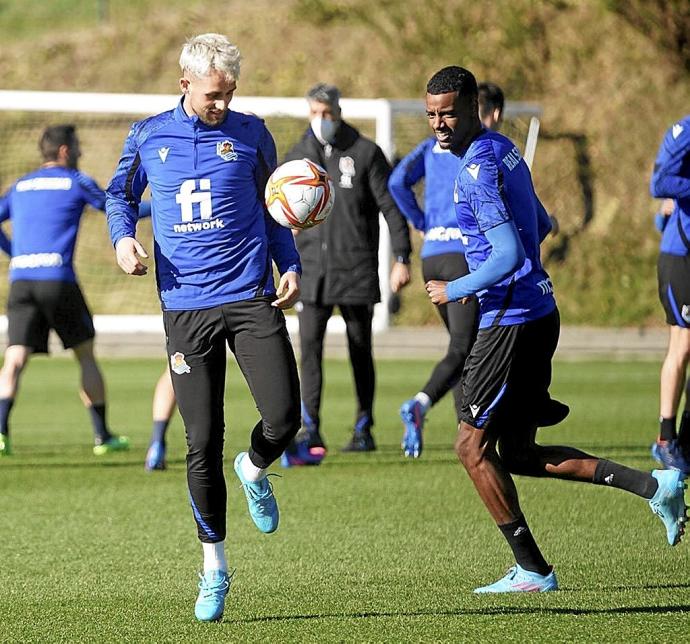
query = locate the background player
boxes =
[389,82,505,458]
[424,66,687,592]
[281,83,411,463]
[0,124,131,456]
[650,114,690,474]
[144,368,176,471]
[106,33,302,621]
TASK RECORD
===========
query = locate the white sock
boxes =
[240,452,266,482]
[202,541,227,573]
[414,392,432,413]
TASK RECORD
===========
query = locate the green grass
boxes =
[0,357,688,641]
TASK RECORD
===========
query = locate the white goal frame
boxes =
[0,90,541,336]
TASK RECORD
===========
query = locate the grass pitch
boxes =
[0,357,688,642]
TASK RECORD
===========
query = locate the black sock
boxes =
[151,419,170,445]
[498,515,550,576]
[678,411,690,453]
[0,398,14,436]
[593,459,658,499]
[89,404,112,444]
[659,416,677,442]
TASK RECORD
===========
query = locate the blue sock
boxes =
[89,404,112,444]
[0,398,14,435]
[151,419,169,445]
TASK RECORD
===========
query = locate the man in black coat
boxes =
[282,83,411,463]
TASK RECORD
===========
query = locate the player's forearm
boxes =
[106,203,139,248]
[446,221,524,301]
[650,172,690,200]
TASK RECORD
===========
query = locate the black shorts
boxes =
[459,308,560,432]
[421,251,470,283]
[7,280,95,353]
[657,253,690,327]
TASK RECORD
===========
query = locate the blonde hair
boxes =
[179,33,241,80]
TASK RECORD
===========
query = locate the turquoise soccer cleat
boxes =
[194,569,232,622]
[93,435,130,456]
[234,452,279,534]
[400,398,425,458]
[649,469,688,546]
[474,564,559,593]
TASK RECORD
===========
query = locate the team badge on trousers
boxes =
[171,352,191,374]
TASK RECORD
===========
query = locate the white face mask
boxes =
[310,116,339,145]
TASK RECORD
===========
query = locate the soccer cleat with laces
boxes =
[651,439,690,475]
[93,435,130,456]
[144,440,167,471]
[649,469,687,546]
[194,569,232,622]
[400,398,425,458]
[234,452,279,533]
[474,564,558,594]
[341,415,376,452]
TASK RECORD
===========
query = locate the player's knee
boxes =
[454,428,479,468]
[2,346,30,373]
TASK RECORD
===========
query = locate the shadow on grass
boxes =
[232,602,690,624]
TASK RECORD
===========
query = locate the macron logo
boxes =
[158,147,170,163]
[672,124,684,139]
[469,403,481,417]
[604,474,614,485]
[466,163,480,180]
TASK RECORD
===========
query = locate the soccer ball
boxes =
[265,159,335,230]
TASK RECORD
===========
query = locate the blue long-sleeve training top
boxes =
[452,129,555,328]
[106,98,301,311]
[650,114,690,256]
[388,136,466,258]
[0,166,108,283]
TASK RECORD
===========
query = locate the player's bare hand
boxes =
[272,271,301,309]
[115,236,148,276]
[390,262,411,293]
[661,198,675,216]
[425,279,449,305]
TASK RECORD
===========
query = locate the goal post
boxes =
[0,90,541,336]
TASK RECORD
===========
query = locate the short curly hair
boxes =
[426,66,477,98]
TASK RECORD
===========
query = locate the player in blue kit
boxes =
[106,34,302,621]
[650,114,690,474]
[0,124,131,457]
[424,66,687,592]
[389,84,501,458]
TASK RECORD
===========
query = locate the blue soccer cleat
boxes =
[649,469,688,546]
[474,564,558,593]
[400,398,425,458]
[194,569,232,622]
[651,439,690,475]
[280,439,324,468]
[234,452,279,533]
[144,440,167,471]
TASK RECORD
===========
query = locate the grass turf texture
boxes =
[0,357,688,641]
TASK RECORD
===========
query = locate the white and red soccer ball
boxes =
[265,158,335,230]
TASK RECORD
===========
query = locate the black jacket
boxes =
[284,121,411,305]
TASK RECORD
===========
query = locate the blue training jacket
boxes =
[106,98,301,311]
[388,136,466,258]
[453,129,555,328]
[0,166,106,283]
[651,114,690,256]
